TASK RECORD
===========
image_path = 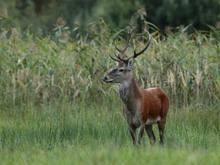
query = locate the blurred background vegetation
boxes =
[0,0,219,109]
[0,0,220,34]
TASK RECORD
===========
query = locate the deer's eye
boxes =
[118,68,124,72]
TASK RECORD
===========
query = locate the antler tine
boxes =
[114,39,123,54]
[133,30,152,59]
[109,52,128,63]
[114,28,136,55]
[109,53,121,62]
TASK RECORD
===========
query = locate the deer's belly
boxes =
[146,116,161,125]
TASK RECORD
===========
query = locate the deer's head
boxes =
[103,29,151,84]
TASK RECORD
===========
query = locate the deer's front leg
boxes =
[145,124,156,145]
[137,123,145,145]
[128,126,137,146]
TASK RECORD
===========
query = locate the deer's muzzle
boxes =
[103,75,113,83]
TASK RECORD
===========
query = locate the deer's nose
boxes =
[103,75,108,82]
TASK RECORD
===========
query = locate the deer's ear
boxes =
[127,57,134,69]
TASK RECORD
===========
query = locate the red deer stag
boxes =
[103,29,169,146]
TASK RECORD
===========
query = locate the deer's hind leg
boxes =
[157,120,166,145]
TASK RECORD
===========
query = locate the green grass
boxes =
[0,146,219,165]
[0,102,220,164]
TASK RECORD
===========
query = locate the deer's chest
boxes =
[119,85,129,103]
[123,102,141,128]
[119,82,141,128]
[124,109,141,128]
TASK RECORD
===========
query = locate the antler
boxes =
[114,28,135,56]
[110,29,151,63]
[132,30,151,59]
[109,53,122,63]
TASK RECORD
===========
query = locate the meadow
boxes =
[0,21,220,164]
[0,102,220,164]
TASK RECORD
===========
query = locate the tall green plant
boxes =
[0,22,219,108]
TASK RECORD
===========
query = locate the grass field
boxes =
[0,102,220,165]
[0,21,220,164]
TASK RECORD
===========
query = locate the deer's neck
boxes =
[119,78,141,104]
